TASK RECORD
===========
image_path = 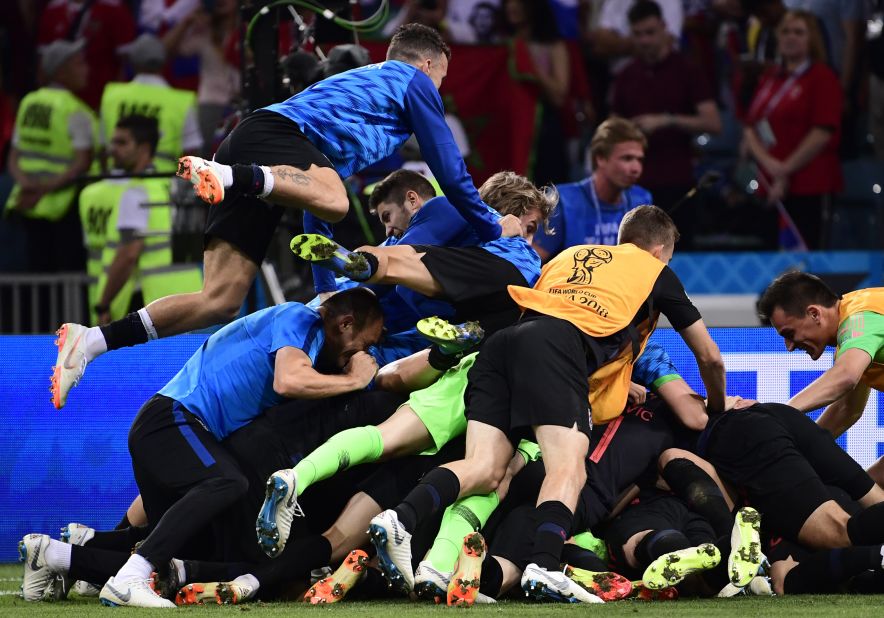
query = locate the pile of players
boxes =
[21,23,884,608]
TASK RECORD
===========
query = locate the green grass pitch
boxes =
[1,562,880,617]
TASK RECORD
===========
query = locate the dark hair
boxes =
[387,23,451,63]
[321,287,383,331]
[628,0,663,25]
[757,271,839,322]
[618,204,679,248]
[368,169,437,214]
[503,0,561,43]
[115,115,159,156]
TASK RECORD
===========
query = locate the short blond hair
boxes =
[590,117,647,168]
[479,171,558,234]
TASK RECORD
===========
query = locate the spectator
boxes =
[533,117,652,261]
[446,0,502,44]
[101,34,203,169]
[163,0,241,154]
[610,0,721,248]
[37,0,136,110]
[784,0,865,87]
[744,0,788,63]
[382,0,449,37]
[743,9,843,248]
[502,0,571,186]
[138,0,201,32]
[592,0,683,71]
[5,40,98,273]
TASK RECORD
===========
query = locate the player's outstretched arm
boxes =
[374,349,443,393]
[788,348,872,417]
[812,381,871,438]
[678,320,726,414]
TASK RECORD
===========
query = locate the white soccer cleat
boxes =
[51,323,89,409]
[368,509,415,593]
[414,560,451,602]
[99,575,176,608]
[59,523,99,598]
[256,468,302,558]
[19,534,53,602]
[521,563,604,604]
[177,156,225,205]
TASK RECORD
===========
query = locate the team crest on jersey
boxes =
[567,247,613,285]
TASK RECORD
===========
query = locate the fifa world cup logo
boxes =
[567,247,613,284]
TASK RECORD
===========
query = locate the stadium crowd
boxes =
[8,0,884,610]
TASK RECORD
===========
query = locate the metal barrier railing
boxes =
[0,272,90,334]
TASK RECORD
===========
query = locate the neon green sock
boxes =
[424,492,500,573]
[292,425,383,497]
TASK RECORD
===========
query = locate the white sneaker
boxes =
[521,563,604,604]
[256,468,302,558]
[177,156,225,205]
[368,509,414,593]
[51,323,89,410]
[414,561,451,602]
[414,560,496,604]
[19,534,53,602]
[100,575,176,608]
[53,522,98,600]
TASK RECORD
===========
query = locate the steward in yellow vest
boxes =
[101,34,203,172]
[759,273,884,483]
[80,115,201,326]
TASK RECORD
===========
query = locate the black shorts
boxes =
[700,404,872,540]
[605,492,715,578]
[465,315,597,445]
[411,244,528,336]
[206,110,335,265]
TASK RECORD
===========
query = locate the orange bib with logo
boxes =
[838,288,884,390]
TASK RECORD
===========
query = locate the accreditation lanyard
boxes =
[582,175,630,242]
[748,60,811,121]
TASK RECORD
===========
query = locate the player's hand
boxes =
[723,395,755,411]
[499,214,523,238]
[345,351,379,388]
[627,381,647,405]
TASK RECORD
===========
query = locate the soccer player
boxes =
[532,117,652,261]
[757,272,884,484]
[51,23,519,409]
[24,288,383,607]
[365,205,727,601]
[290,170,554,337]
[699,402,884,552]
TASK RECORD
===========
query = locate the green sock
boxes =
[571,530,608,563]
[424,492,500,573]
[292,425,383,497]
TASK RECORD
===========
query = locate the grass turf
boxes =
[1,562,880,617]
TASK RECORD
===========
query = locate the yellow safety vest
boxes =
[837,288,884,391]
[78,175,202,324]
[508,243,666,422]
[5,88,98,221]
[100,81,197,172]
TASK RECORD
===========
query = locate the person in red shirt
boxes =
[37,0,136,110]
[609,0,721,250]
[743,9,843,250]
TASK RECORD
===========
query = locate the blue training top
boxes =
[632,341,683,391]
[263,60,502,292]
[534,177,653,258]
[159,303,325,440]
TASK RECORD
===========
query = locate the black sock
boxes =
[85,526,149,552]
[634,529,690,569]
[394,468,460,533]
[100,312,148,351]
[479,555,504,598]
[662,458,733,538]
[560,544,608,572]
[252,534,332,589]
[847,502,884,545]
[784,546,883,594]
[181,558,253,583]
[230,163,264,195]
[528,501,573,571]
[115,513,131,530]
